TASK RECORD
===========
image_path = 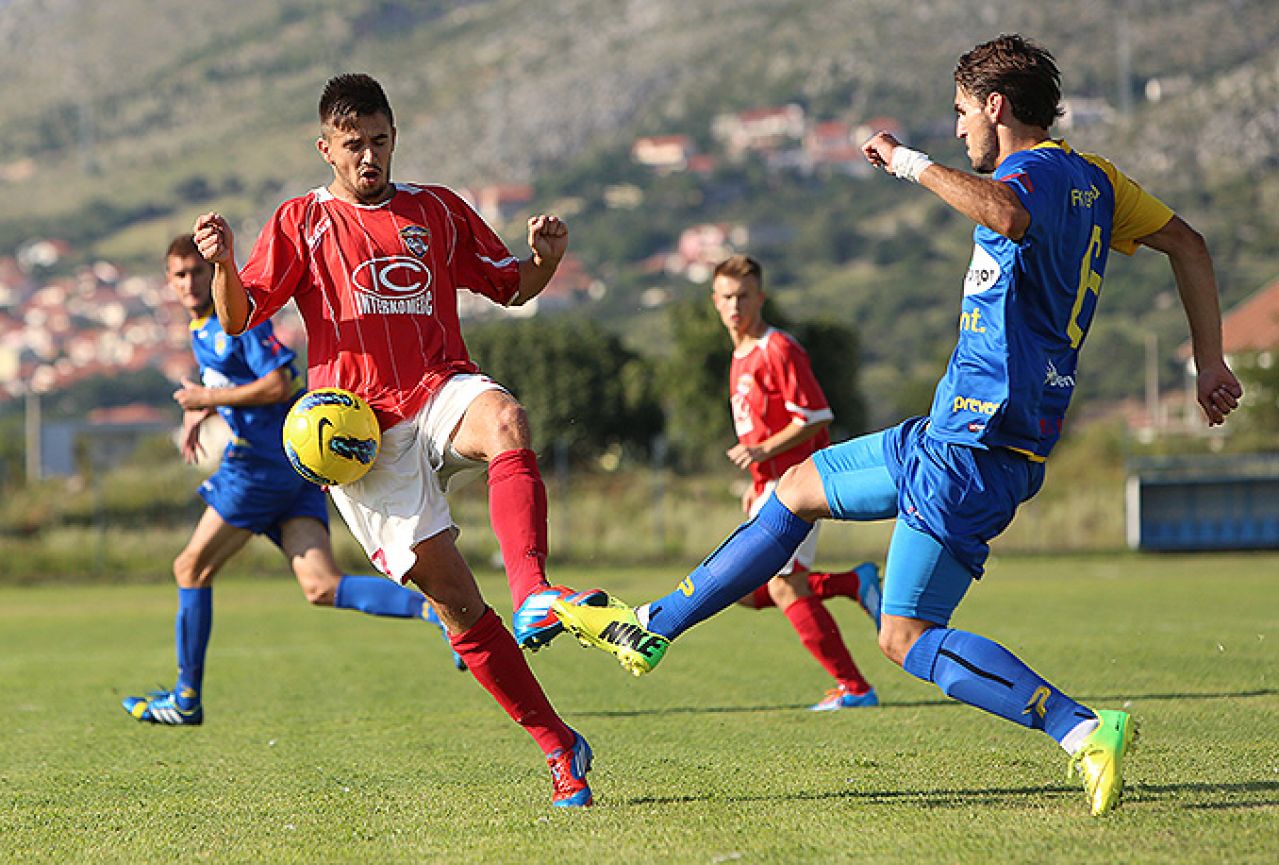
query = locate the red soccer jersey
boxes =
[239,183,521,429]
[729,328,833,494]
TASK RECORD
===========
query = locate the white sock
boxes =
[635,603,651,628]
[1059,717,1101,754]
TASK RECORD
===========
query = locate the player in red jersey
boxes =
[713,255,882,710]
[192,73,598,807]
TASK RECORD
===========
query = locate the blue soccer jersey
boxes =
[189,314,304,469]
[927,140,1173,459]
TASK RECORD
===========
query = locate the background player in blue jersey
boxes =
[556,34,1242,816]
[122,234,461,727]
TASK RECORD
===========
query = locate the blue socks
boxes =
[904,627,1096,745]
[334,576,427,619]
[174,587,212,707]
[645,495,812,640]
[171,579,426,708]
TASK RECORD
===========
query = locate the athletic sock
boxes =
[450,606,574,756]
[174,586,212,707]
[645,495,813,640]
[749,585,775,609]
[1059,717,1102,754]
[334,575,426,619]
[903,627,1097,744]
[808,568,862,601]
[783,596,870,693]
[487,448,550,610]
[751,570,863,608]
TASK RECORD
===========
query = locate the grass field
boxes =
[1,554,1276,864]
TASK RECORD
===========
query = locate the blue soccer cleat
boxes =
[423,602,467,671]
[122,687,204,726]
[854,561,883,630]
[513,585,608,651]
[809,684,879,712]
[547,730,594,807]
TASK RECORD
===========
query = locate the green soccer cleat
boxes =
[1068,709,1139,816]
[551,597,669,677]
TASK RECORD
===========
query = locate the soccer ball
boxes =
[282,388,381,486]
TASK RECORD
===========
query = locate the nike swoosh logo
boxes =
[317,416,333,454]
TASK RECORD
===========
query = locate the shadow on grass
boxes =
[575,688,1278,719]
[623,780,1279,809]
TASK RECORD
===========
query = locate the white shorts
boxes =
[750,480,819,576]
[328,374,505,582]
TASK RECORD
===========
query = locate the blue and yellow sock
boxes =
[903,627,1097,745]
[174,586,212,709]
[644,495,812,640]
[335,576,426,619]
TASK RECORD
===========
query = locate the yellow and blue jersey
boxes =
[927,140,1173,459]
[189,314,304,471]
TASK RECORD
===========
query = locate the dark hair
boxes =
[955,34,1062,129]
[713,254,763,288]
[319,73,394,131]
[165,233,199,261]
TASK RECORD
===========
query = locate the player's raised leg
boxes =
[405,530,593,806]
[450,388,605,650]
[122,508,251,725]
[555,459,833,675]
[557,434,898,675]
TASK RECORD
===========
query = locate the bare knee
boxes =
[878,615,934,667]
[173,550,211,589]
[295,568,340,606]
[490,402,531,451]
[774,461,828,522]
[769,572,808,609]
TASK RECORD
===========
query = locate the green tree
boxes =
[658,297,732,469]
[466,316,661,462]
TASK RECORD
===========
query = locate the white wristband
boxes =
[890,146,933,183]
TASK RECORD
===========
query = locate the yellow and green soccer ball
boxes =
[282,387,381,486]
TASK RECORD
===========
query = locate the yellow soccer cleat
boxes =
[1069,709,1139,816]
[551,597,669,677]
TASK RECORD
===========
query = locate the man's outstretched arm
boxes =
[862,131,1030,241]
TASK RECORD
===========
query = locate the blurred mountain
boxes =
[2,0,1277,421]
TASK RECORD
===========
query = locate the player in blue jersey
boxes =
[556,35,1242,816]
[122,234,463,728]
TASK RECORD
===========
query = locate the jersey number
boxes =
[1067,225,1104,349]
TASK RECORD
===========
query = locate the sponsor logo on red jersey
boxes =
[351,256,435,315]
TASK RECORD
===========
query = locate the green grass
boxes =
[1,556,1276,864]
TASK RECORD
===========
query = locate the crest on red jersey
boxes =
[400,225,431,258]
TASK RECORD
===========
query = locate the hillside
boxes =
[2,0,1278,424]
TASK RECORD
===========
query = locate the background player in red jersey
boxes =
[192,73,599,807]
[712,255,882,710]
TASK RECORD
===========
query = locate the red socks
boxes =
[487,448,549,609]
[748,569,862,609]
[450,607,574,755]
[808,569,863,602]
[782,595,870,693]
[749,584,775,609]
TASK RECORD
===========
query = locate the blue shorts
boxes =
[812,417,1044,624]
[198,458,329,547]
